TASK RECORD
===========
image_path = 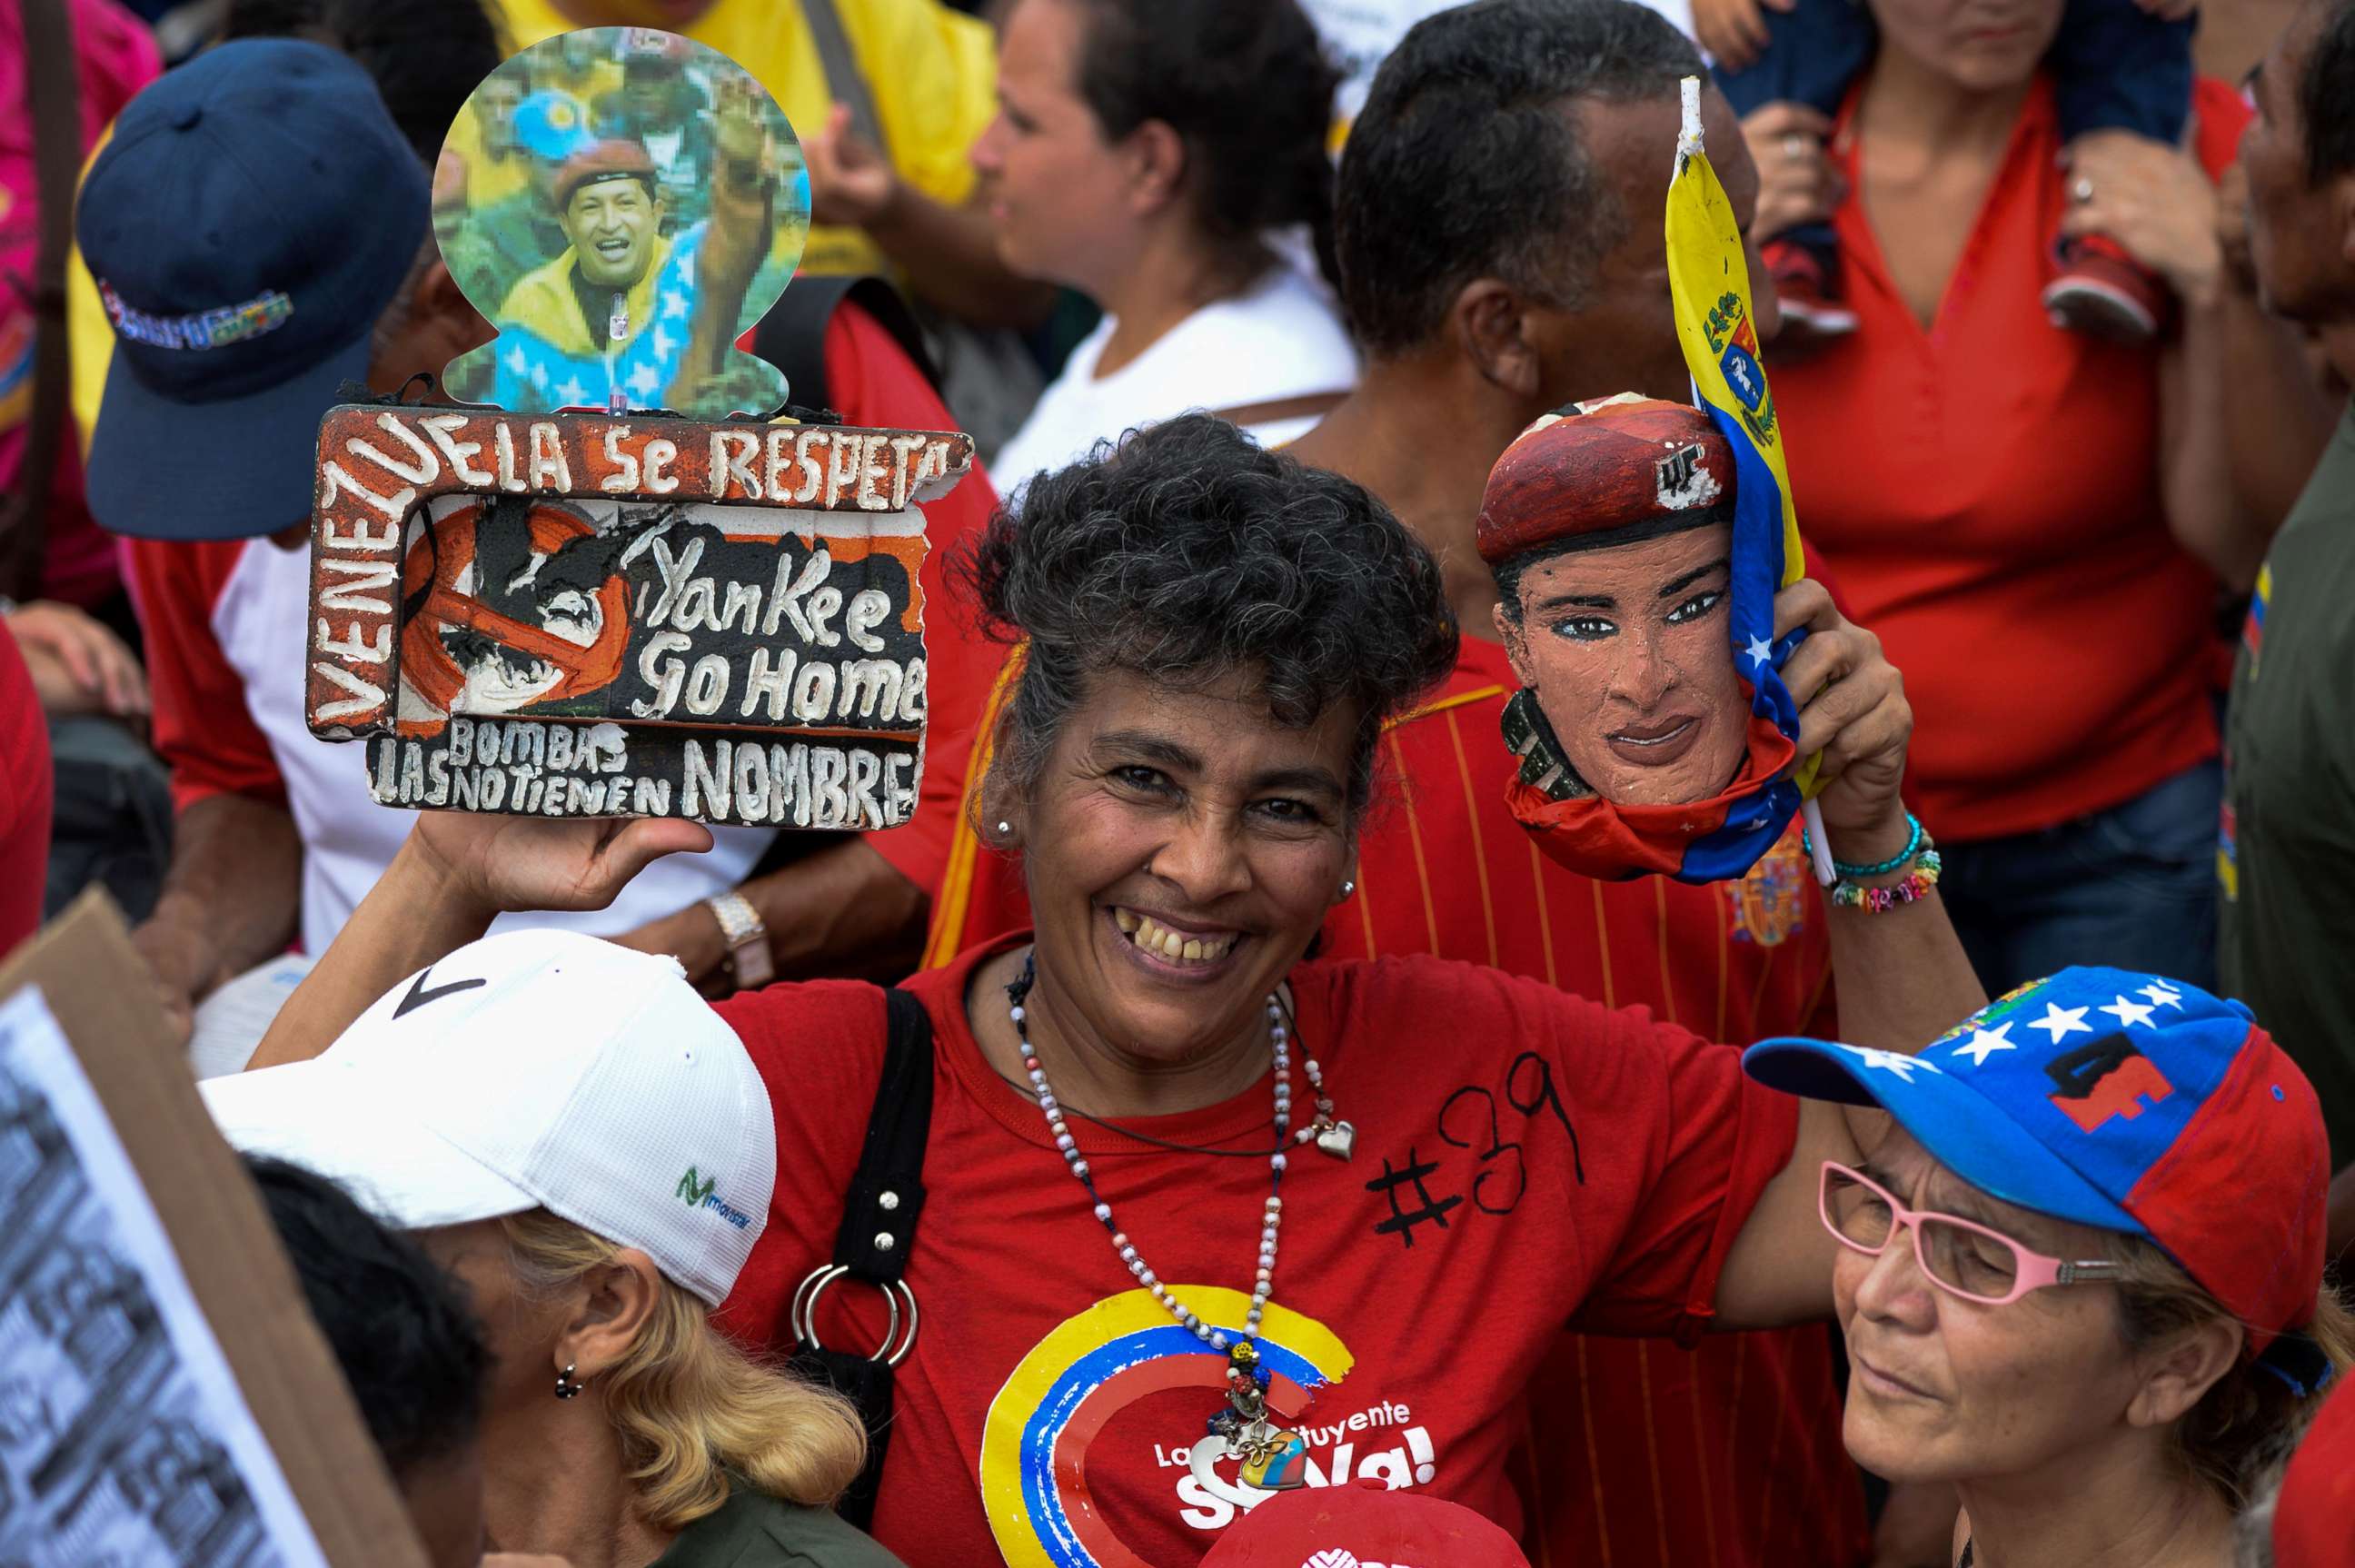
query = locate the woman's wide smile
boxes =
[1105,904,1248,982]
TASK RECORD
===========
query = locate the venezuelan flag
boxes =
[1664,76,1830,884]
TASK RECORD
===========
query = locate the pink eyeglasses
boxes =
[1819,1162,2125,1305]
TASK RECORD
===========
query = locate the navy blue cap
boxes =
[78,40,431,541]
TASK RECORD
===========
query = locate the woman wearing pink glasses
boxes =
[1744,967,2354,1568]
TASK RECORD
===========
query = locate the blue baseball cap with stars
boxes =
[1744,967,2330,1348]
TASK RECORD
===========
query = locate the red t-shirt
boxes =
[0,619,51,954]
[919,635,1862,1566]
[713,935,1799,1565]
[1774,76,2248,842]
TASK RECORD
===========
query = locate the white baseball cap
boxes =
[203,929,774,1306]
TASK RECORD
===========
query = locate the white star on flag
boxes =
[1949,1022,2017,1067]
[502,344,529,375]
[527,361,551,392]
[660,288,691,322]
[1839,1045,1941,1082]
[650,324,678,362]
[1744,635,1773,668]
[625,362,661,401]
[2029,1003,2092,1042]
[2140,983,2185,1011]
[2099,995,2159,1030]
[554,375,588,407]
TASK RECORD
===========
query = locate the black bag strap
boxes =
[749,273,939,417]
[788,986,933,1531]
[837,987,934,1278]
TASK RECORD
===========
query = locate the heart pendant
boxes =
[1314,1119,1355,1160]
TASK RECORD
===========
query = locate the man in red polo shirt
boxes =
[919,5,1873,1564]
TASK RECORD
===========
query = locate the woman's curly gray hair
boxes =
[956,413,1458,819]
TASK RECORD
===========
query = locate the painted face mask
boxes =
[1480,395,1803,882]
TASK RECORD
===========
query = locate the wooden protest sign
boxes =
[305,403,973,829]
[0,893,429,1568]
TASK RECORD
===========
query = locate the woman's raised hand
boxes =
[407,809,714,921]
[1773,579,1915,864]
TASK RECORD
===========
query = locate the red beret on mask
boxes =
[1476,392,1738,565]
[552,138,657,212]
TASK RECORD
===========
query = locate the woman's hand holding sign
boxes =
[407,809,713,926]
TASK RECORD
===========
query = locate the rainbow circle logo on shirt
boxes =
[980,1285,1354,1568]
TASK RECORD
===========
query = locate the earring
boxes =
[1339,878,1356,899]
[996,821,1012,837]
[554,1362,582,1400]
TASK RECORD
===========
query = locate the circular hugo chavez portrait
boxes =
[1478,393,1804,884]
[433,26,810,421]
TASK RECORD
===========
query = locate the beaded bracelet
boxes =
[1804,811,1926,880]
[1830,849,1943,913]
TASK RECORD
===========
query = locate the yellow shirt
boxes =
[68,0,996,455]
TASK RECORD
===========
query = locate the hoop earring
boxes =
[554,1362,583,1400]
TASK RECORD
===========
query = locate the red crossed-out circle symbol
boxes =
[398,501,631,731]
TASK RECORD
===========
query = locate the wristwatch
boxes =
[705,891,774,989]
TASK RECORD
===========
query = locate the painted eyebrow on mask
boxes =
[1533,590,1617,612]
[1658,558,1731,600]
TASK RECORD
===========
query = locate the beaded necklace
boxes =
[1004,954,1346,1490]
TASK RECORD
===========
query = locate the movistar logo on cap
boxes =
[675,1166,750,1230]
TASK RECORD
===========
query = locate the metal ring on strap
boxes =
[791,1264,919,1365]
[884,1279,919,1367]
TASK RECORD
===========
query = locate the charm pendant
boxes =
[1189,1425,1309,1494]
[1313,1117,1356,1160]
[1194,1339,1310,1493]
[1235,1420,1310,1490]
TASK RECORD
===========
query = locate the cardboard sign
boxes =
[306,402,973,829]
[0,894,429,1568]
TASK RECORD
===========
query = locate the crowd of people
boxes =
[2,0,2354,1564]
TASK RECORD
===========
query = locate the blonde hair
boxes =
[499,1211,868,1531]
[2107,1235,2355,1510]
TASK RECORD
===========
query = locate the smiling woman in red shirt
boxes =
[243,417,1985,1564]
[1750,0,2265,995]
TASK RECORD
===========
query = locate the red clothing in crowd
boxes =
[0,620,51,953]
[124,303,996,949]
[1775,76,2249,843]
[919,634,1868,1567]
[0,0,158,609]
[714,934,1800,1565]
